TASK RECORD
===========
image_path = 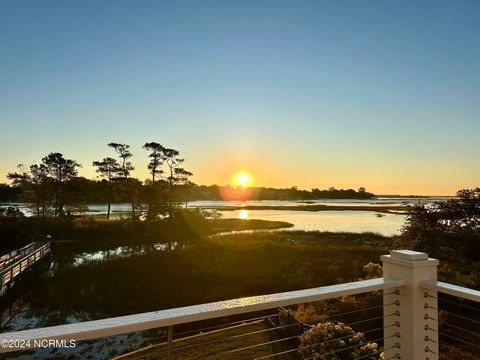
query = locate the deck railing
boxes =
[1,249,479,359]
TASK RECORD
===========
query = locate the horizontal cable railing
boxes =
[0,277,404,354]
[422,279,480,359]
[111,289,394,360]
[421,280,480,303]
[3,249,480,360]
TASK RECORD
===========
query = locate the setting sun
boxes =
[233,172,252,187]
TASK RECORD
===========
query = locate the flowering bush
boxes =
[298,321,382,360]
[362,262,383,280]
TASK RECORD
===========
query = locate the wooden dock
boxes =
[0,242,51,293]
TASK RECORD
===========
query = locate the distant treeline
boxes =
[190,185,374,200]
[0,183,20,201]
[0,181,374,204]
[0,142,374,219]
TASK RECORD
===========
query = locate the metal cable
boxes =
[303,336,390,360]
[384,301,400,306]
[442,310,480,326]
[384,290,400,296]
[169,301,388,357]
[232,324,388,358]
[255,337,399,360]
[152,293,395,357]
[174,322,301,352]
[439,297,480,313]
[322,304,383,319]
[354,351,388,360]
[218,335,299,355]
[439,332,480,352]
[380,344,400,360]
[384,323,398,329]
[425,325,438,333]
[346,314,389,328]
[253,347,299,360]
[383,344,398,351]
[173,313,279,337]
[442,322,480,339]
[298,326,387,353]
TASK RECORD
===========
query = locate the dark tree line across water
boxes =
[193,184,374,201]
[0,182,374,205]
[0,142,374,219]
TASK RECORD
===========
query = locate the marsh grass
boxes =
[0,216,293,254]
[23,231,389,319]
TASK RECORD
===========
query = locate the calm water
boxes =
[73,242,177,265]
[1,198,424,235]
[191,197,421,236]
[189,197,439,208]
[0,196,444,216]
[219,209,406,236]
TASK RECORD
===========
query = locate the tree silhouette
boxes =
[142,142,167,220]
[108,143,134,179]
[92,157,121,219]
[108,143,136,217]
[143,142,165,183]
[163,148,193,215]
[29,164,51,217]
[41,153,81,216]
[8,164,50,217]
[9,154,81,217]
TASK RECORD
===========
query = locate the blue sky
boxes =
[1,0,479,194]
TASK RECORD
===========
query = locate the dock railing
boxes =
[0,242,51,292]
[1,249,480,359]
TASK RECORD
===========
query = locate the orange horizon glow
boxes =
[1,151,474,197]
[218,171,255,200]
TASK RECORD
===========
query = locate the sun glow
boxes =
[219,171,254,200]
[238,209,249,220]
[233,171,252,188]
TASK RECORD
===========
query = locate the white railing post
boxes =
[382,250,439,360]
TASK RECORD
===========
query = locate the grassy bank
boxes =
[0,216,293,254]
[22,231,390,319]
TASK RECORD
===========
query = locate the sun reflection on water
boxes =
[238,209,249,220]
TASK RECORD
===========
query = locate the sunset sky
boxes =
[1,1,479,195]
